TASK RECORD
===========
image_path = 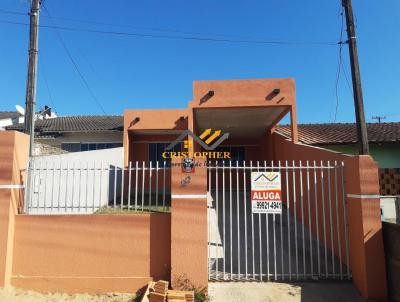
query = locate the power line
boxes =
[0,19,339,47]
[333,6,345,122]
[38,57,57,113]
[0,7,340,45]
[0,8,27,16]
[41,5,107,114]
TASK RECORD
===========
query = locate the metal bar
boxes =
[128,161,132,211]
[327,161,335,278]
[229,161,233,280]
[265,161,270,281]
[121,164,125,211]
[135,161,138,211]
[207,160,212,280]
[257,161,263,281]
[334,161,343,279]
[86,162,90,213]
[106,164,110,211]
[243,161,248,280]
[306,161,313,277]
[222,161,226,280]
[320,160,328,278]
[162,161,166,210]
[236,160,240,280]
[149,161,152,209]
[272,161,277,281]
[58,161,63,212]
[50,161,55,212]
[341,162,350,279]
[78,163,83,213]
[70,162,75,212]
[278,160,284,281]
[142,161,145,211]
[92,161,96,212]
[250,161,255,280]
[42,161,48,212]
[156,161,159,209]
[113,165,117,209]
[314,160,321,277]
[207,166,336,170]
[35,161,41,211]
[293,160,299,280]
[64,162,69,212]
[300,161,306,278]
[215,161,219,280]
[285,160,291,280]
[99,162,103,211]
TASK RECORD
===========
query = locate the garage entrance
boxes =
[207,160,351,281]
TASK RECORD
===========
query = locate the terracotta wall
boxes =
[0,131,29,287]
[12,213,171,294]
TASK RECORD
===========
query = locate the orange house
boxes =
[123,78,298,166]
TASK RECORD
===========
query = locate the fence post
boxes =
[344,155,387,301]
[170,157,208,290]
[0,131,29,288]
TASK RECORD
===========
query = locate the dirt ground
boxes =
[0,287,137,302]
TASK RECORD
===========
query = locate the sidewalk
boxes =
[208,281,363,302]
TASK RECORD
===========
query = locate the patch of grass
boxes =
[95,206,171,214]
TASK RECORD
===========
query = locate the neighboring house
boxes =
[278,122,400,222]
[6,115,123,155]
[0,111,23,130]
[277,122,400,169]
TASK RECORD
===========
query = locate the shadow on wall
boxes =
[150,213,171,281]
[383,222,400,302]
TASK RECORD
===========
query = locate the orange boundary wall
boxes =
[272,132,387,301]
[0,132,171,294]
[12,214,170,293]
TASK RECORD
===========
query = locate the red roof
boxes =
[276,123,400,145]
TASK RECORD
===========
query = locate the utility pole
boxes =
[342,0,369,154]
[24,0,41,157]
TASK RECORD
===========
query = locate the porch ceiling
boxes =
[194,107,288,138]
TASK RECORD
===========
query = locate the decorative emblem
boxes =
[182,157,195,173]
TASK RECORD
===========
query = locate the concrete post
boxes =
[170,157,208,289]
[345,155,387,301]
[0,131,29,287]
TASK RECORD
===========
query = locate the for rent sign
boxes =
[251,172,282,214]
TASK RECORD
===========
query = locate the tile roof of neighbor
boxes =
[5,114,400,145]
[276,122,400,145]
[0,111,22,120]
[6,115,123,132]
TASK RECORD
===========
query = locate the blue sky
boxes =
[0,0,399,123]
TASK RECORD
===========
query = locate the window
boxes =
[214,146,245,164]
[61,142,123,152]
[149,142,181,166]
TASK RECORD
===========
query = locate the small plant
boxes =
[172,274,209,302]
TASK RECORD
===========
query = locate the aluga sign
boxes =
[251,171,282,214]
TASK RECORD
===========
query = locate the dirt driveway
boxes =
[0,287,136,302]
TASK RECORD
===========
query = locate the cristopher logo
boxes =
[162,129,231,159]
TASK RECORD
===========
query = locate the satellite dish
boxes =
[15,105,25,116]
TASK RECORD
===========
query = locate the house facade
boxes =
[123,78,298,166]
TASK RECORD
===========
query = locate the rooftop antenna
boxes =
[15,105,25,116]
[372,116,386,123]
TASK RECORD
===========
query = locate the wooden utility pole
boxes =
[342,0,369,154]
[24,0,40,157]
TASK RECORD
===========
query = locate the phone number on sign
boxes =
[255,201,282,210]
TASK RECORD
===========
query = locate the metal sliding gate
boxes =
[207,160,351,282]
